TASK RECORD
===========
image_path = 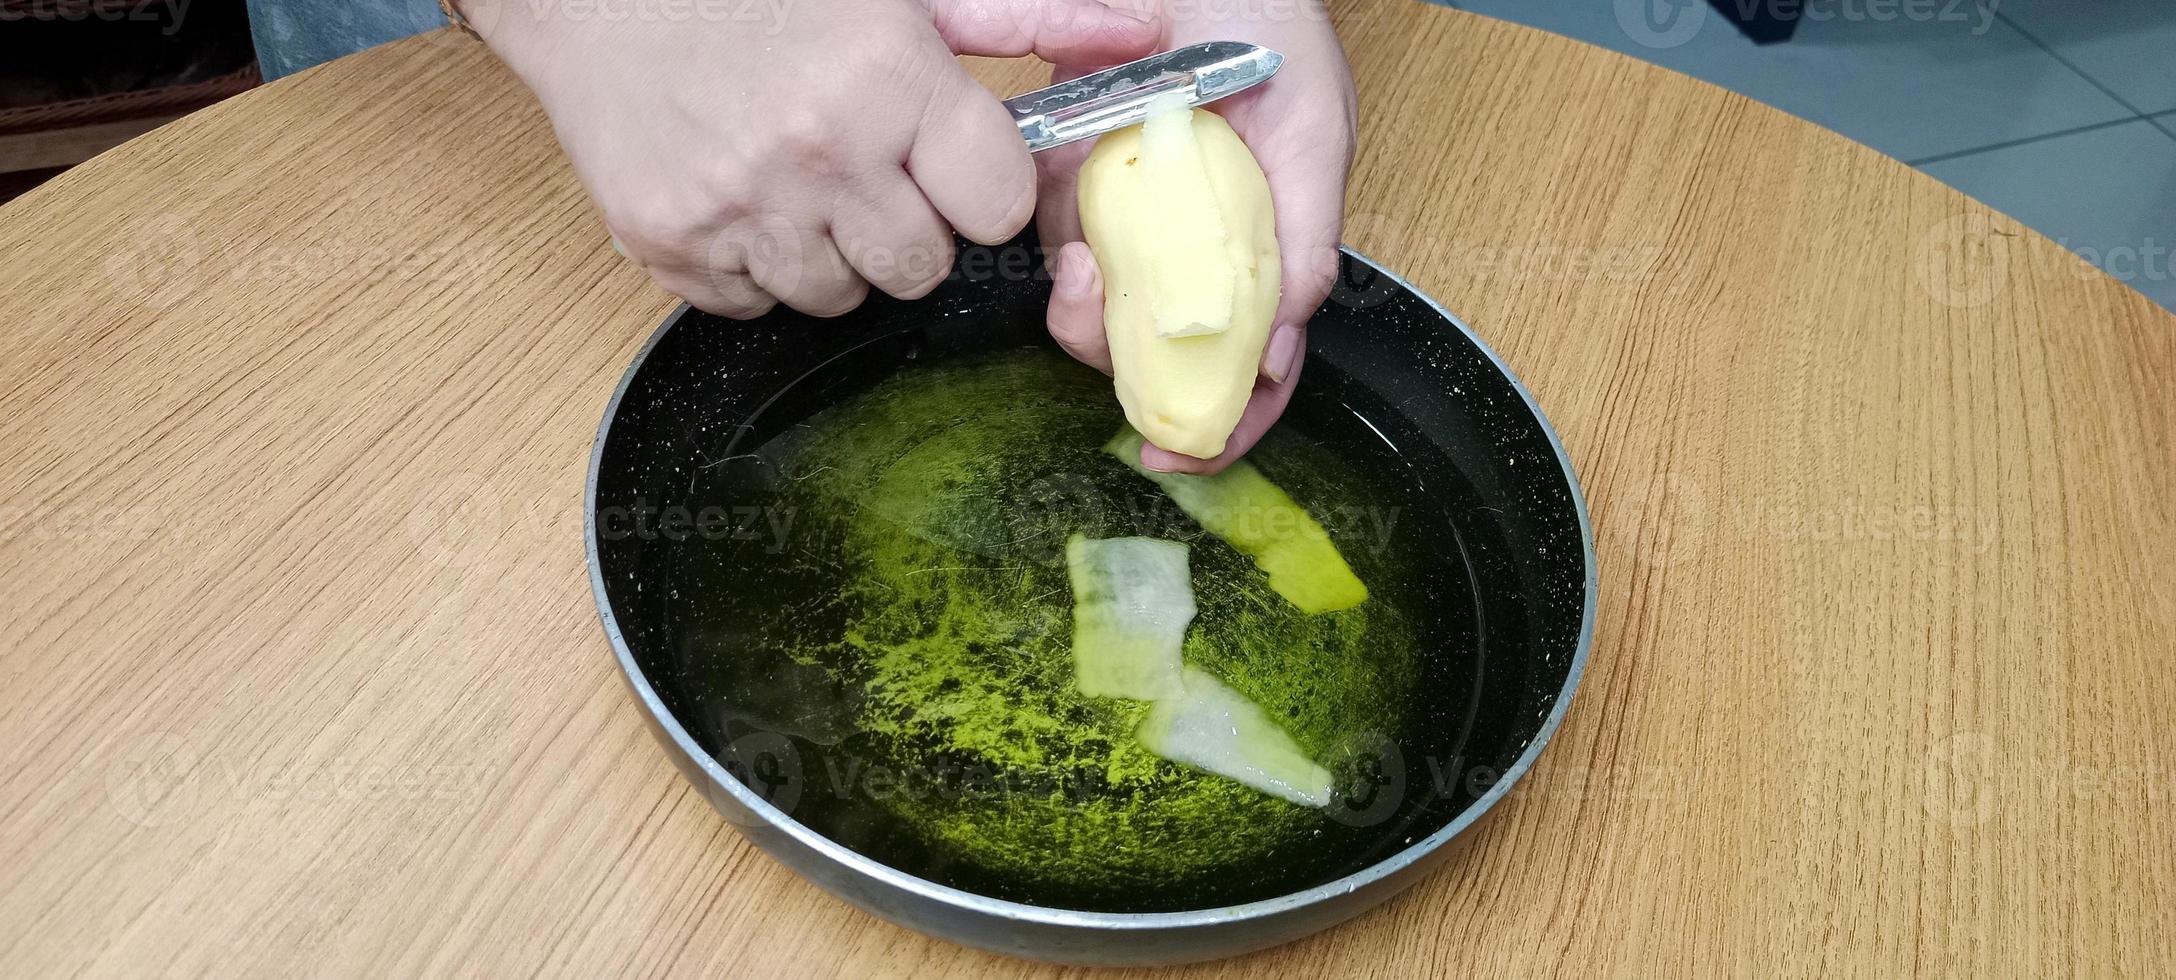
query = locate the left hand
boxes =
[1037,1,1357,474]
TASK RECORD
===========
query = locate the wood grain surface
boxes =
[2,3,2170,976]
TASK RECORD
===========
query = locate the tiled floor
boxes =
[1439,0,2176,311]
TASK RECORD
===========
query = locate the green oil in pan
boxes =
[674,346,1478,912]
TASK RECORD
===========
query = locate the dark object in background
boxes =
[0,0,258,204]
[243,0,449,81]
[1706,0,1801,43]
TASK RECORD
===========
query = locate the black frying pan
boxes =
[586,234,1594,956]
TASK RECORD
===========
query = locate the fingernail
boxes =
[1262,323,1302,383]
[1057,245,1092,299]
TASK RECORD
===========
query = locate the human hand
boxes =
[472,0,1160,316]
[1039,1,1356,474]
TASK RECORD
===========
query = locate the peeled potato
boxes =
[1078,104,1279,460]
[1066,533,1193,701]
[1105,427,1368,615]
[1136,666,1334,808]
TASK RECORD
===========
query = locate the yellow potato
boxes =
[1078,105,1279,460]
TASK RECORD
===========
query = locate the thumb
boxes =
[1046,241,1113,374]
[920,0,1161,65]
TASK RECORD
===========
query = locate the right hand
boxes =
[1036,1,1356,474]
[471,0,1160,317]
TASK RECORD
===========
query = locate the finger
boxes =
[730,220,869,317]
[1259,153,1346,347]
[921,0,1160,64]
[910,70,1037,245]
[1046,241,1111,374]
[1033,137,1093,249]
[832,175,956,300]
[1259,320,1304,384]
[649,264,778,320]
[1031,64,1098,249]
[1139,332,1306,475]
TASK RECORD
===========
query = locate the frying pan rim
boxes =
[584,246,1597,929]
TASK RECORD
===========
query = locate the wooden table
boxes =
[3,3,2169,975]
